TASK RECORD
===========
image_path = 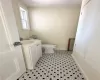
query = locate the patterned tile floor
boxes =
[18,50,86,80]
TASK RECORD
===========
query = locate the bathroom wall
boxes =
[73,0,100,80]
[29,7,80,49]
[11,0,30,39]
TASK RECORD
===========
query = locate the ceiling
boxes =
[21,0,82,7]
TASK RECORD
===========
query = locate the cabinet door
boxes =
[30,45,37,69]
[36,43,42,61]
[38,44,42,57]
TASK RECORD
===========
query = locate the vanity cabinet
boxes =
[22,40,42,69]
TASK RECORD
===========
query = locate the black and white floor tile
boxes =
[18,50,86,80]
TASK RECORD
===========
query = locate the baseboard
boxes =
[56,48,67,50]
[72,54,89,80]
[72,52,100,80]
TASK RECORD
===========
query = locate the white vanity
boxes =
[21,39,42,70]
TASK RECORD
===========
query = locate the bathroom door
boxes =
[0,0,26,80]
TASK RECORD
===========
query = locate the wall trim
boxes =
[71,54,89,80]
[56,48,67,50]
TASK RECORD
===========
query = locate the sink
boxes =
[21,40,35,44]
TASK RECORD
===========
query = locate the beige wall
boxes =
[29,7,80,49]
[73,0,100,80]
[11,0,30,39]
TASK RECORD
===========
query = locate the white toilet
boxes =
[42,44,56,54]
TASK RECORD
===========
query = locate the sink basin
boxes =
[21,40,35,44]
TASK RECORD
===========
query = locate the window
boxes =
[19,7,29,29]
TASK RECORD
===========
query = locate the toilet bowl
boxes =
[42,44,56,54]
